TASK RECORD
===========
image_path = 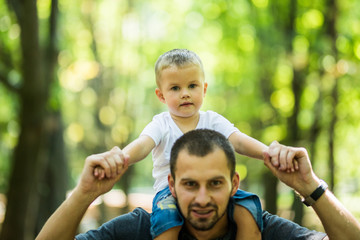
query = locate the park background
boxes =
[1,0,360,239]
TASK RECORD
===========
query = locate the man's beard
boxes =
[186,202,228,231]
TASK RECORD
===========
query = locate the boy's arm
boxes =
[228,131,268,160]
[123,135,155,165]
[94,135,155,179]
[229,132,297,172]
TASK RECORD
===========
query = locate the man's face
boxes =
[168,147,239,236]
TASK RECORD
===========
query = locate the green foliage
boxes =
[1,0,360,204]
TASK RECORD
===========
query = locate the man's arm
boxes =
[264,141,360,240]
[36,147,129,240]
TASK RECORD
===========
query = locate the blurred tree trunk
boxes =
[36,111,68,234]
[284,0,306,224]
[258,51,279,213]
[0,0,65,239]
[263,171,278,214]
[326,0,338,191]
[253,1,279,215]
[0,1,45,239]
[36,0,67,233]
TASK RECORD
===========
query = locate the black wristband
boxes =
[302,180,328,207]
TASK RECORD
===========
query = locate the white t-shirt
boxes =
[140,110,240,193]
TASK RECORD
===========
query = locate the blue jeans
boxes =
[150,186,263,238]
[150,187,184,238]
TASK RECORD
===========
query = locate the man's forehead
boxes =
[174,148,231,178]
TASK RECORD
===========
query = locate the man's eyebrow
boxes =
[179,176,226,182]
[209,176,226,181]
[179,178,195,182]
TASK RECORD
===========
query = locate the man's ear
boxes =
[155,88,166,104]
[168,174,177,198]
[231,172,240,196]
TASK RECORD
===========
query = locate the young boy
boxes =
[95,49,296,239]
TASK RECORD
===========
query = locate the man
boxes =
[36,129,360,239]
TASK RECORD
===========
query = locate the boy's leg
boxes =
[234,204,261,240]
[151,186,183,239]
[153,226,181,240]
[232,189,263,240]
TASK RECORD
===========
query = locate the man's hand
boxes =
[263,141,320,197]
[94,146,127,180]
[36,147,129,240]
[77,146,129,199]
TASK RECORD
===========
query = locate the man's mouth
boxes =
[191,209,214,218]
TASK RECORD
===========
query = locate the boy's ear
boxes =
[203,82,208,95]
[155,88,166,103]
[168,174,177,198]
[231,172,240,196]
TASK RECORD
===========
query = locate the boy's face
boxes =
[155,65,208,120]
[168,148,239,236]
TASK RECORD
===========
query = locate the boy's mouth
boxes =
[180,102,193,107]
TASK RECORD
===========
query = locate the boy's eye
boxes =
[189,84,197,89]
[171,86,180,91]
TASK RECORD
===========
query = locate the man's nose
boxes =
[195,187,211,206]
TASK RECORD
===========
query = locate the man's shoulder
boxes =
[76,208,152,240]
[262,211,327,240]
[128,207,151,219]
[107,208,152,239]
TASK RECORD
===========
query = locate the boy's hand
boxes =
[267,141,299,172]
[94,166,106,180]
[77,146,129,198]
[93,146,127,180]
[263,141,319,196]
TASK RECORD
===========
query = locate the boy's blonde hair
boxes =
[155,49,205,87]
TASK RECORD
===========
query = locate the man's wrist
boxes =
[295,174,321,196]
[73,186,99,206]
[300,180,328,207]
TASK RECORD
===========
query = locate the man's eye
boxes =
[171,86,180,91]
[185,182,196,187]
[211,180,222,187]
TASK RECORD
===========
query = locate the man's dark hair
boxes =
[170,129,236,179]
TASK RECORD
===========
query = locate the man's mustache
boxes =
[188,202,218,210]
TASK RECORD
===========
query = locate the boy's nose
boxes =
[181,89,190,98]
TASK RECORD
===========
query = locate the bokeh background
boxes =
[1,0,360,239]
